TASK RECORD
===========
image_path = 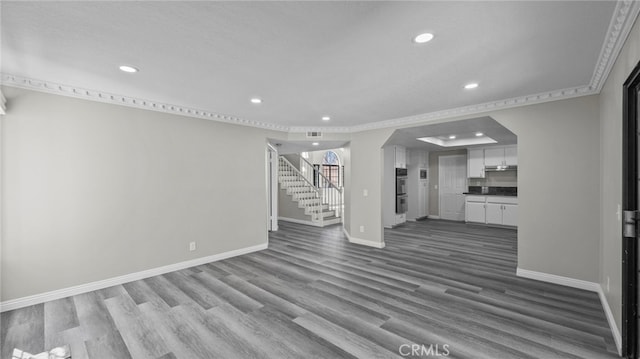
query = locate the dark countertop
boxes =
[463,192,518,197]
[465,186,517,197]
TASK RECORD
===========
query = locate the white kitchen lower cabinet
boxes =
[465,196,486,223]
[464,195,518,227]
[485,203,503,225]
[502,204,518,226]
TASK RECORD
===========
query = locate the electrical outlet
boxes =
[359,225,365,233]
[363,189,368,197]
[189,242,196,251]
[607,276,610,292]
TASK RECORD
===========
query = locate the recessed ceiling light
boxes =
[414,33,434,44]
[312,142,319,146]
[449,135,456,139]
[119,65,138,73]
[464,83,479,89]
[475,132,483,137]
[250,98,262,104]
[322,116,331,121]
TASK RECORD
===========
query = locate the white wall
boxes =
[342,145,351,234]
[278,185,310,222]
[346,129,394,246]
[382,146,396,228]
[406,149,428,221]
[1,87,279,301]
[495,96,600,282]
[599,15,640,335]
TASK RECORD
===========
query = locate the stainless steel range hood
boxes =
[484,165,518,172]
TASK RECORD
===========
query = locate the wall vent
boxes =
[306,131,323,138]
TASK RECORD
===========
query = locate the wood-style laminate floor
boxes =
[1,220,619,358]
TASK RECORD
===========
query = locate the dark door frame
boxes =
[623,59,640,358]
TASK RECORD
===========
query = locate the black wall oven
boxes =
[396,168,408,214]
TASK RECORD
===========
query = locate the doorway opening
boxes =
[267,139,349,229]
[381,116,517,233]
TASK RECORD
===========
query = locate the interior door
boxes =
[439,155,467,221]
[623,60,640,358]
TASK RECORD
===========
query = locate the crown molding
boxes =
[0,74,290,132]
[348,85,598,133]
[288,125,352,133]
[590,0,640,93]
[1,1,638,134]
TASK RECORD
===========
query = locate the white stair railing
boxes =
[297,155,343,219]
[279,156,324,224]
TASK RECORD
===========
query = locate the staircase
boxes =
[279,156,342,227]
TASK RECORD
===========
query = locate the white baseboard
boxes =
[516,267,621,355]
[0,243,268,313]
[429,215,441,219]
[342,228,385,248]
[278,216,321,227]
[516,267,600,292]
[597,286,622,356]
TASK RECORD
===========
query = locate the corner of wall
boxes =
[342,227,385,249]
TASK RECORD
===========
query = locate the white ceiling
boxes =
[1,1,635,132]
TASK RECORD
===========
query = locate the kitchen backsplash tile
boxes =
[469,170,517,187]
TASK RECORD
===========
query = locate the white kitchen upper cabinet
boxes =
[483,147,505,166]
[504,146,518,166]
[465,201,485,223]
[485,203,503,224]
[484,146,518,166]
[467,149,485,178]
[395,146,407,168]
[502,204,518,226]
